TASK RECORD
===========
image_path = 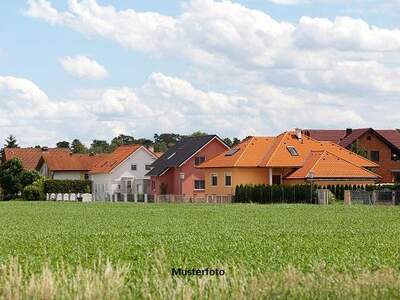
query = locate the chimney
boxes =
[346,128,353,136]
[295,128,302,140]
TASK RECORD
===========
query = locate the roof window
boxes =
[287,146,299,156]
[225,148,240,156]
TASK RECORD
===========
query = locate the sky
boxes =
[1,0,400,147]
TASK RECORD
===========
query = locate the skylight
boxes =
[287,146,299,156]
[225,148,240,156]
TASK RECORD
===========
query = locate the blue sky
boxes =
[1,1,399,146]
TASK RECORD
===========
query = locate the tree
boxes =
[223,138,233,147]
[20,170,41,188]
[191,131,208,137]
[90,140,111,153]
[0,158,24,199]
[232,137,241,147]
[135,138,153,148]
[350,142,367,158]
[71,139,87,154]
[56,141,70,149]
[111,135,136,149]
[4,135,18,148]
[153,133,182,152]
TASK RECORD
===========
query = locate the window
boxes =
[194,180,205,190]
[370,151,380,162]
[367,135,372,141]
[195,156,206,165]
[225,148,240,156]
[131,164,137,171]
[211,174,218,186]
[225,174,232,186]
[392,151,399,161]
[287,146,299,156]
[84,173,89,180]
[145,165,152,171]
[127,181,132,189]
[272,175,282,185]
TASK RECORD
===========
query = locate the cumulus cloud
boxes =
[59,55,108,80]
[16,0,400,144]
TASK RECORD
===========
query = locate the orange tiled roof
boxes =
[285,150,380,180]
[41,152,107,172]
[90,145,142,174]
[200,131,379,169]
[3,148,70,170]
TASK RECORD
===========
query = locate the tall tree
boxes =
[0,158,24,199]
[223,138,233,147]
[153,133,182,152]
[4,135,18,148]
[135,138,154,148]
[90,140,111,153]
[111,135,136,147]
[56,141,70,149]
[71,139,87,154]
[232,137,241,147]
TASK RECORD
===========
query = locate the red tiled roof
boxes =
[90,145,142,174]
[3,148,70,170]
[304,129,400,151]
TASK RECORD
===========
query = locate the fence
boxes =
[347,189,400,205]
[154,194,233,204]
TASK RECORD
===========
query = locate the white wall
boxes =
[91,147,157,201]
[53,172,83,180]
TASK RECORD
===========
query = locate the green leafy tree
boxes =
[4,135,18,148]
[153,133,183,152]
[0,158,24,199]
[191,131,208,137]
[90,140,111,153]
[135,138,154,148]
[56,141,70,149]
[350,142,368,158]
[223,138,233,147]
[20,170,41,188]
[110,135,136,150]
[71,139,87,154]
[232,137,241,147]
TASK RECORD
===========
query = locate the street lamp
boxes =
[307,171,315,203]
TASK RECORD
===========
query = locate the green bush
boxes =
[44,180,92,194]
[23,185,44,201]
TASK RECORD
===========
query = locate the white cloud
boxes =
[59,55,108,80]
[17,0,400,143]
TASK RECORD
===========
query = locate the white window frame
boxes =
[194,179,206,191]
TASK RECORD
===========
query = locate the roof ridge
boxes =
[264,132,288,167]
[234,136,254,167]
[305,150,326,176]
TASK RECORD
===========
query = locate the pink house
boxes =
[147,135,229,197]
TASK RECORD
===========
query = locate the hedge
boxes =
[23,185,44,201]
[44,180,92,194]
[234,184,317,204]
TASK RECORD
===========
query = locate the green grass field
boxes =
[0,202,400,299]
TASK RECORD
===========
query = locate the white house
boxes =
[90,145,158,202]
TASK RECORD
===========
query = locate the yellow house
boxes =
[199,131,380,197]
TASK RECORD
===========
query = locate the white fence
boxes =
[47,193,92,202]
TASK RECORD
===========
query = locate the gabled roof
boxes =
[39,152,107,172]
[3,147,70,170]
[285,150,381,180]
[90,145,144,174]
[303,128,400,151]
[147,135,228,176]
[199,131,379,169]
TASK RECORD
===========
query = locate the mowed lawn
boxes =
[1,202,400,298]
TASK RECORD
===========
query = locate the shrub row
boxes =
[234,184,317,204]
[44,180,92,194]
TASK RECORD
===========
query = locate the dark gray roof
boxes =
[146,135,224,176]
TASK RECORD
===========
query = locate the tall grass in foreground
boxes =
[1,254,400,300]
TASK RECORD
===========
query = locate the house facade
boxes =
[90,145,158,202]
[303,128,400,183]
[147,135,229,197]
[199,131,380,198]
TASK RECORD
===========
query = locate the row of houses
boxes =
[2,128,400,202]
